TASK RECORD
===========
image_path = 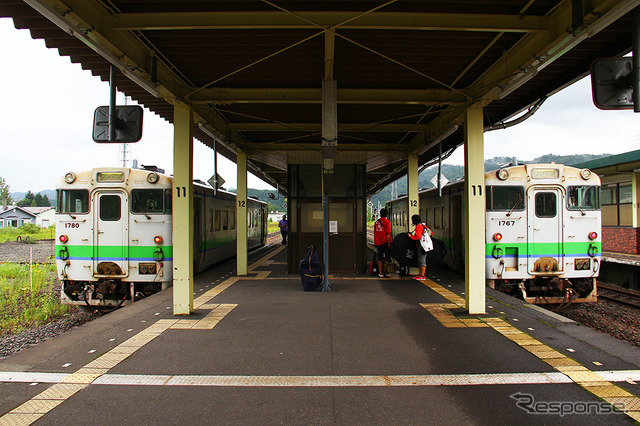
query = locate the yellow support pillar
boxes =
[632,172,640,228]
[407,151,419,230]
[172,103,194,315]
[464,106,486,314]
[236,148,248,276]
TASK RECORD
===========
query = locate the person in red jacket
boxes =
[373,208,392,278]
[408,214,433,281]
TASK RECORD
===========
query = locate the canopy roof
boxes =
[2,0,636,193]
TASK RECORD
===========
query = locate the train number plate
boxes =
[498,220,516,226]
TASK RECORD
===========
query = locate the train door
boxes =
[528,188,563,273]
[451,194,464,269]
[93,191,129,276]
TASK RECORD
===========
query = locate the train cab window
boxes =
[57,190,89,214]
[99,195,121,221]
[131,189,164,214]
[222,210,229,230]
[567,186,600,210]
[486,186,525,212]
[215,210,221,231]
[535,192,557,218]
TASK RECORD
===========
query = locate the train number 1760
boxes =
[498,220,516,226]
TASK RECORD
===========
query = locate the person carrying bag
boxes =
[408,214,433,281]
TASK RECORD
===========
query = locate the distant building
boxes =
[0,206,55,228]
[268,212,285,223]
[574,149,640,290]
[0,206,37,228]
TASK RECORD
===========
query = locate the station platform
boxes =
[1,244,639,424]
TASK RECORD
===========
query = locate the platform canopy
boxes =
[2,0,637,193]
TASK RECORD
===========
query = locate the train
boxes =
[55,166,267,308]
[387,163,601,306]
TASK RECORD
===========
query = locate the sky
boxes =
[1,17,639,194]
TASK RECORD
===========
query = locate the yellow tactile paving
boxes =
[0,413,45,425]
[604,397,640,412]
[420,278,640,423]
[31,384,87,400]
[9,399,64,414]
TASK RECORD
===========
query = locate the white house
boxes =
[23,207,56,228]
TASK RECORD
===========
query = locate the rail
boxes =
[597,283,640,309]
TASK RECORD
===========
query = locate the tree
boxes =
[34,193,44,207]
[42,194,51,207]
[0,177,12,207]
[18,191,35,207]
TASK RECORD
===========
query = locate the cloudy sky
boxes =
[1,18,639,194]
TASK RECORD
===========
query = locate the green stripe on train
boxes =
[56,245,174,259]
[484,241,601,256]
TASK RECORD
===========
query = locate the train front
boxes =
[485,164,601,306]
[55,167,173,308]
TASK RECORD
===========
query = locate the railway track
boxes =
[597,283,640,309]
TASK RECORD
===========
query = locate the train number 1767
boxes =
[498,220,516,226]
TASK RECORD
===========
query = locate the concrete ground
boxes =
[1,244,639,425]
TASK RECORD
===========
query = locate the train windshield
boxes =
[486,186,525,212]
[567,186,600,210]
[57,189,89,214]
[131,189,166,214]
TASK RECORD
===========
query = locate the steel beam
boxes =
[112,11,551,33]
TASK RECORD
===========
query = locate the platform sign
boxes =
[431,174,449,188]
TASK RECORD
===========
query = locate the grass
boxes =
[0,262,74,335]
[0,225,55,243]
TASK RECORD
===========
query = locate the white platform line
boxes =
[2,370,639,387]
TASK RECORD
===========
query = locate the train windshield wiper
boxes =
[506,197,522,217]
[67,212,76,220]
[134,199,151,220]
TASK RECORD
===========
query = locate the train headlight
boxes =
[147,172,159,184]
[493,233,503,241]
[154,235,163,244]
[59,234,69,244]
[588,231,598,240]
[580,169,592,180]
[64,172,76,184]
[496,169,509,180]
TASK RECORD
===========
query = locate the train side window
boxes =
[567,186,600,210]
[99,195,121,221]
[57,189,89,214]
[434,207,441,229]
[535,192,556,218]
[441,207,445,228]
[222,210,229,230]
[486,186,525,211]
[425,209,430,227]
[402,211,406,227]
[215,210,221,231]
[131,189,163,214]
[208,209,213,232]
[230,211,236,229]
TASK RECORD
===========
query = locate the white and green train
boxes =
[55,166,267,308]
[387,163,601,306]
